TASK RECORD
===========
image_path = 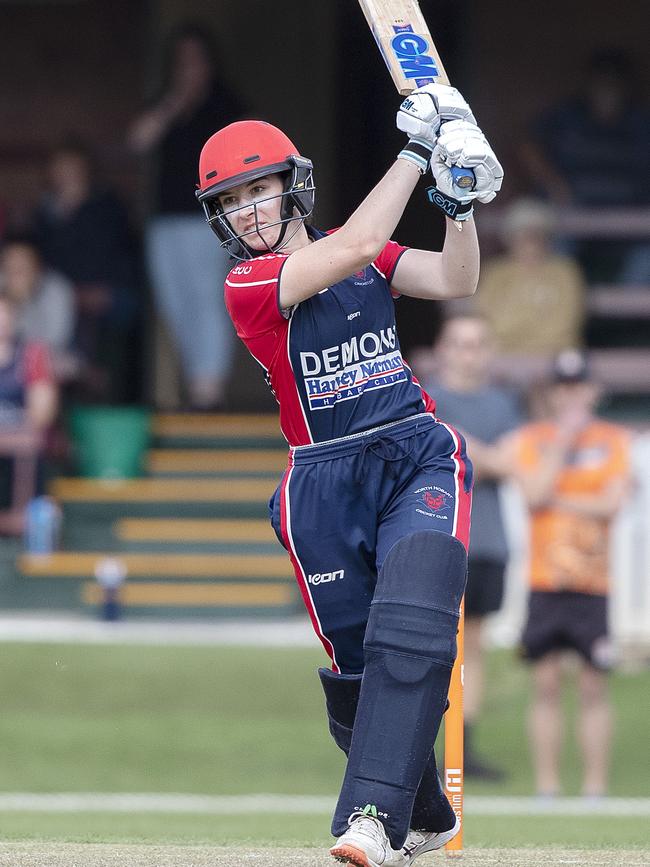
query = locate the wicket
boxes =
[444,599,465,855]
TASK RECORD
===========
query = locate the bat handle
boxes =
[451,166,476,191]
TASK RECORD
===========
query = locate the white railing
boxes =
[487,434,650,650]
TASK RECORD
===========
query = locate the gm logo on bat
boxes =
[391,24,441,84]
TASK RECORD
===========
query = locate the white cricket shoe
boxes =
[330,812,406,867]
[398,817,461,862]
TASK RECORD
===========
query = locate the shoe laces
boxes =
[347,811,388,847]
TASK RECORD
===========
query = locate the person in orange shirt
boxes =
[512,349,631,799]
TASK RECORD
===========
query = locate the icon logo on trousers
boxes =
[307,569,344,586]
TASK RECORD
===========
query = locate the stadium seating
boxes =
[17,414,298,618]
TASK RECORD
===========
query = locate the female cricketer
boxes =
[196,84,503,866]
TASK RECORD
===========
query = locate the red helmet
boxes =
[196,120,315,259]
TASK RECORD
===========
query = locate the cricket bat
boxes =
[357,0,475,192]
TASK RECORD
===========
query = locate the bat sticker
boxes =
[390,24,441,85]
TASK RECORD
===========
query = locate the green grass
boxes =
[0,641,648,847]
[0,644,341,795]
[456,649,650,797]
[1,643,648,796]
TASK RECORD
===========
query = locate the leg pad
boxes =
[333,531,467,848]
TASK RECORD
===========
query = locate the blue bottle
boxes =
[24,496,62,555]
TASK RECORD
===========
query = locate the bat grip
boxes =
[451,166,476,191]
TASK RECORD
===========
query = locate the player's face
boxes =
[218,174,285,251]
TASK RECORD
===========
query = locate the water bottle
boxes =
[24,496,62,555]
[94,557,127,621]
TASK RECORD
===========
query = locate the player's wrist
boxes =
[426,184,474,221]
[397,139,433,175]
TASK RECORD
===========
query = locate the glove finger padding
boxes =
[396,83,476,147]
[433,119,503,204]
[472,163,502,203]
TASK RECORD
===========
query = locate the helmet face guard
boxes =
[195,121,315,261]
[197,155,315,260]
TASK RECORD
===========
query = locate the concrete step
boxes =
[115,518,277,544]
[19,552,292,580]
[81,581,294,609]
[152,414,284,449]
[17,550,297,617]
[51,477,276,503]
[146,449,287,476]
[51,477,276,520]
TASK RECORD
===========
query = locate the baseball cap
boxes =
[551,349,591,383]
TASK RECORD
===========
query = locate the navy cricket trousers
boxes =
[270,413,473,673]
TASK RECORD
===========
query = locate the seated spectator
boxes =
[31,140,140,402]
[519,48,650,282]
[0,295,58,530]
[475,198,586,355]
[0,237,78,381]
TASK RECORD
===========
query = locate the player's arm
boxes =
[554,477,631,519]
[514,436,571,511]
[391,94,502,300]
[24,344,58,432]
[555,433,633,518]
[26,380,58,431]
[463,432,514,482]
[389,216,479,300]
[279,158,421,308]
[280,84,501,309]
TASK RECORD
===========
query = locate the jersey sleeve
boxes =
[373,239,409,286]
[224,255,289,339]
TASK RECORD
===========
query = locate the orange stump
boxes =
[444,599,464,856]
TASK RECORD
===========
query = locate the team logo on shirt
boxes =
[353,268,374,287]
[300,327,408,410]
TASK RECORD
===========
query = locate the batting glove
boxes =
[396,84,477,176]
[397,83,476,142]
[433,119,503,204]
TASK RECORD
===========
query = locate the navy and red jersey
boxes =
[224,227,436,446]
[0,341,53,425]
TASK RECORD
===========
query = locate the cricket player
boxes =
[196,85,503,866]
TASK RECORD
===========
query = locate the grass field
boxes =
[2,843,650,867]
[0,640,648,860]
[2,843,648,867]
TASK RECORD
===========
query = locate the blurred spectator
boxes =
[0,237,78,381]
[0,295,58,532]
[31,140,140,403]
[475,198,586,355]
[511,349,631,798]
[426,314,523,780]
[520,48,650,281]
[620,243,650,285]
[127,23,245,410]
